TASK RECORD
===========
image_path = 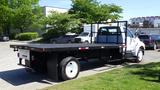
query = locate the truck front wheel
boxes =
[60,57,80,80]
[135,49,143,63]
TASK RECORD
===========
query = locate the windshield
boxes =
[79,32,89,36]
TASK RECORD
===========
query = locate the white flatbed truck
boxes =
[10,21,145,81]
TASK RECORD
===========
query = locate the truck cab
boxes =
[96,25,145,61]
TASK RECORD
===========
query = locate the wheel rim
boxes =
[138,50,143,62]
[65,61,78,78]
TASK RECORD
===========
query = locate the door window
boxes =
[100,27,108,35]
[127,30,134,38]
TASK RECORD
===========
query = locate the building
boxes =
[130,16,160,28]
[154,19,160,28]
[42,6,68,17]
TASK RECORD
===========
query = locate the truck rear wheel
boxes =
[60,57,80,80]
[135,49,143,63]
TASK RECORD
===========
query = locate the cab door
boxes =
[126,30,137,52]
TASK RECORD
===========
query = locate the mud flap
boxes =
[47,54,59,81]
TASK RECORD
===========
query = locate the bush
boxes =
[15,32,38,41]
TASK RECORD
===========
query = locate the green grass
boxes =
[42,62,160,90]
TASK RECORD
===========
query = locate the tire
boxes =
[135,49,143,63]
[60,57,80,80]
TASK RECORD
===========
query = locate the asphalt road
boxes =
[0,41,160,90]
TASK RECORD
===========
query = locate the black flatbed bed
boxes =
[10,43,122,52]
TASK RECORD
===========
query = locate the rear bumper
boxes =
[18,58,31,68]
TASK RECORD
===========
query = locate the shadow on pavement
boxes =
[0,59,131,86]
[0,68,53,86]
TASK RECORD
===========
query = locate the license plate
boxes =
[18,49,30,60]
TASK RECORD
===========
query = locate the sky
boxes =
[39,0,160,20]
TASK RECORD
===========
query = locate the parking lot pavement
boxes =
[0,41,160,90]
[0,42,57,90]
[142,50,160,63]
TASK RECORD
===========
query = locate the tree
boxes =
[99,4,123,21]
[69,0,123,23]
[69,0,99,23]
[43,12,81,39]
[12,0,43,33]
[42,0,123,40]
[0,0,13,35]
[29,6,44,31]
[0,0,43,36]
[0,27,3,35]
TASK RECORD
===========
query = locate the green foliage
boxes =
[42,29,60,40]
[69,0,99,23]
[69,0,123,23]
[0,0,13,35]
[0,27,3,35]
[12,0,43,32]
[0,0,43,35]
[43,12,81,40]
[0,0,12,24]
[42,0,123,40]
[15,32,38,41]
